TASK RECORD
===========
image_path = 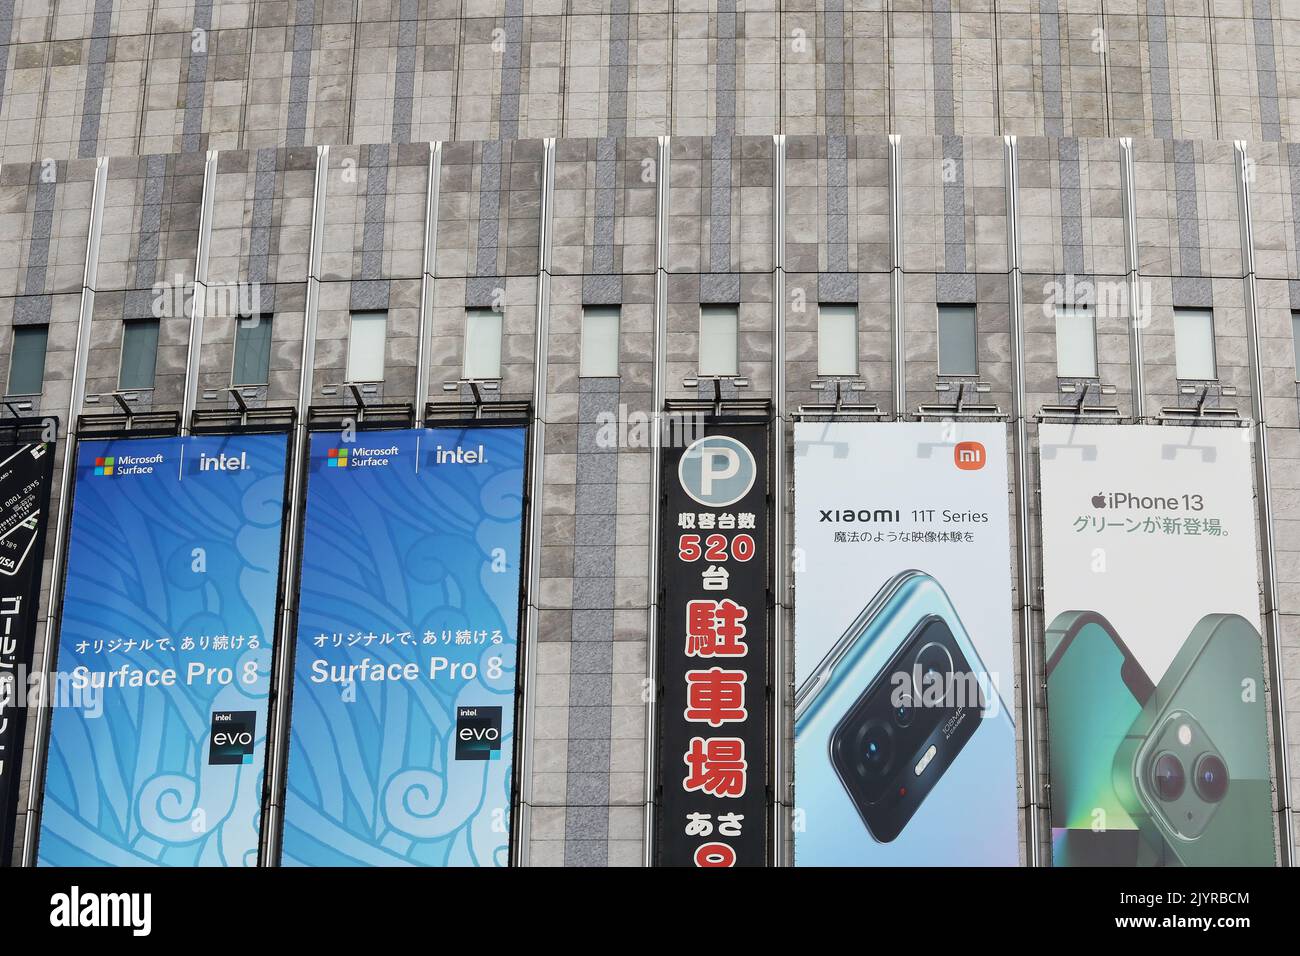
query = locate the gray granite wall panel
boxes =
[9,6,1300,156]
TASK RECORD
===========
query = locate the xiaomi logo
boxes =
[954,441,986,471]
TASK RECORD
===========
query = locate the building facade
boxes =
[2,0,1300,866]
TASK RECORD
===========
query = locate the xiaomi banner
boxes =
[282,426,526,867]
[39,434,289,866]
[793,421,1018,866]
[1040,424,1275,866]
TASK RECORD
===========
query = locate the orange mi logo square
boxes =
[954,441,985,470]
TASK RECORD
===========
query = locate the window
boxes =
[119,318,160,390]
[699,304,738,376]
[580,305,620,377]
[464,307,503,379]
[232,313,273,386]
[1054,306,1097,378]
[817,304,858,376]
[937,304,978,376]
[1293,310,1300,381]
[346,310,387,382]
[1174,307,1216,380]
[7,325,48,395]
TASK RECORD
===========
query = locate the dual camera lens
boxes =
[1149,751,1229,804]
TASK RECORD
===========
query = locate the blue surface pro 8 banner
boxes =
[282,426,526,867]
[38,433,289,866]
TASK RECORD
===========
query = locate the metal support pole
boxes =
[21,156,109,864]
[770,133,788,867]
[1118,138,1146,422]
[643,135,670,866]
[180,149,219,434]
[1004,134,1042,866]
[414,142,443,419]
[261,144,329,865]
[888,134,906,420]
[513,137,555,866]
[1234,140,1294,865]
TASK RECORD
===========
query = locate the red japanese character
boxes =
[685,598,748,657]
[683,736,748,797]
[684,667,748,725]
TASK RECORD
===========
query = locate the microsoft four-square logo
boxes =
[94,456,115,476]
[326,448,348,468]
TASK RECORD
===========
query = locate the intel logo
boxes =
[198,451,248,472]
[434,444,487,464]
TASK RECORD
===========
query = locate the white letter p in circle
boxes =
[700,448,740,496]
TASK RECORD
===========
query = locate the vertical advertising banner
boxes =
[1041,424,1275,866]
[657,423,769,867]
[794,422,1019,866]
[282,426,526,867]
[38,433,289,866]
[0,436,55,864]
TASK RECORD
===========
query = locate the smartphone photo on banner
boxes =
[1039,424,1277,867]
[281,426,526,867]
[1045,610,1160,866]
[793,421,1019,866]
[37,433,289,867]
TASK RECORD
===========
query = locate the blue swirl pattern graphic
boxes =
[38,433,288,867]
[282,427,525,867]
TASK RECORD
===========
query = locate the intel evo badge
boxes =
[456,706,503,760]
[209,711,256,765]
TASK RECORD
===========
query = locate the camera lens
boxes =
[1150,752,1185,802]
[1192,753,1230,803]
[858,719,893,775]
[914,642,954,706]
[893,692,915,728]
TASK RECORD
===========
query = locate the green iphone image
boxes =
[1111,614,1277,867]
[1045,610,1162,866]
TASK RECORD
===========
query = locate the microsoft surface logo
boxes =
[94,456,114,476]
[326,448,349,468]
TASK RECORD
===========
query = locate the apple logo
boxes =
[1091,493,1106,509]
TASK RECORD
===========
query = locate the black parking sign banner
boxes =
[0,436,55,865]
[656,422,769,866]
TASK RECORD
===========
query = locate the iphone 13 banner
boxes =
[280,426,526,867]
[793,422,1019,866]
[37,433,289,866]
[1040,424,1276,866]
